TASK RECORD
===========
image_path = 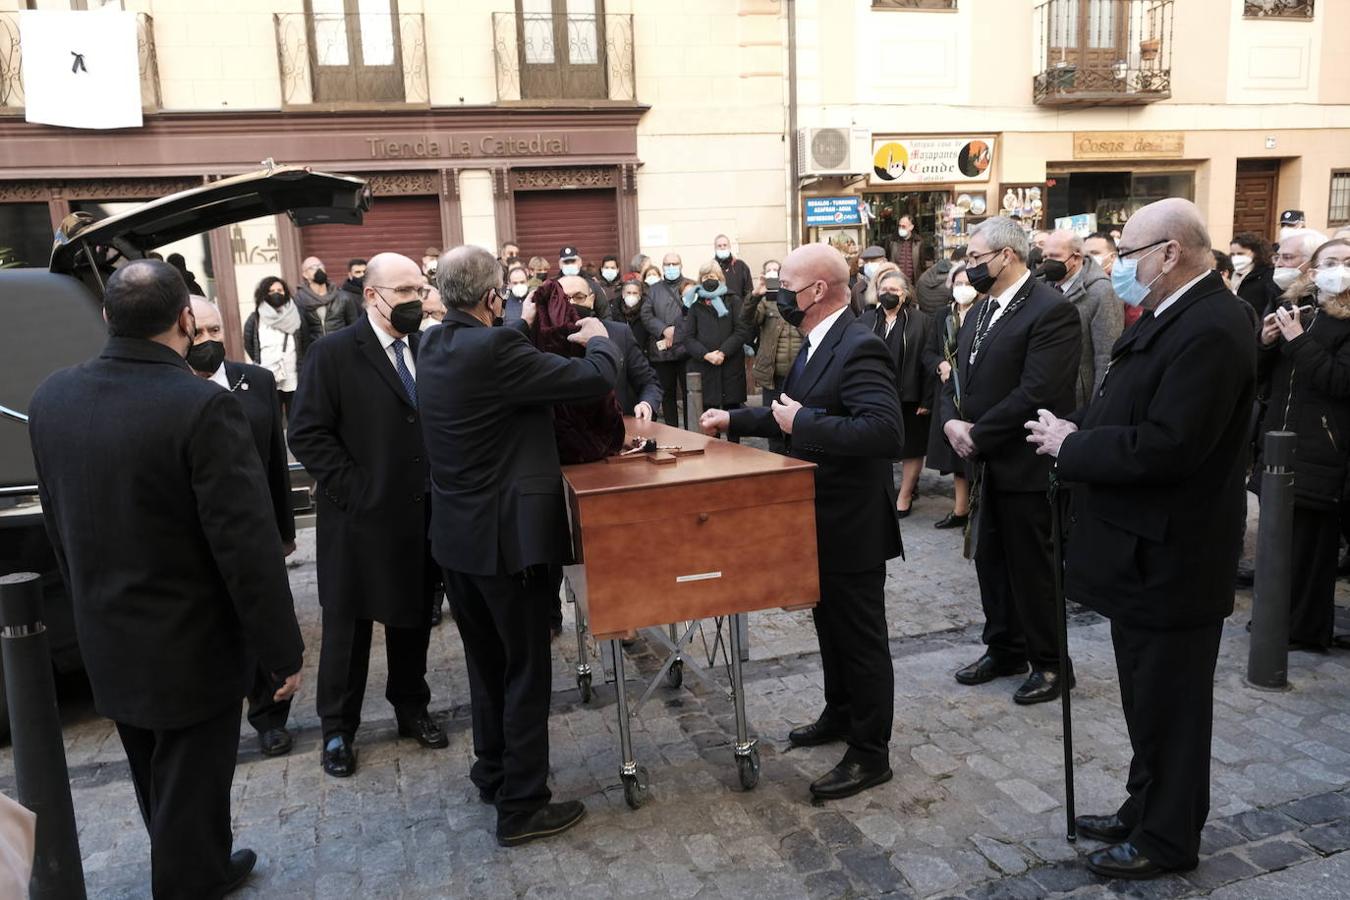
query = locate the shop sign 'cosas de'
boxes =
[366,133,571,160]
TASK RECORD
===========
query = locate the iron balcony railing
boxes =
[492,11,635,104]
[0,11,161,113]
[274,11,428,109]
[1033,0,1173,107]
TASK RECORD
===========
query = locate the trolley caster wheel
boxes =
[622,766,650,810]
[577,672,593,703]
[735,747,760,791]
[665,659,684,689]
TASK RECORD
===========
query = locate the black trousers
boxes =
[814,565,893,764]
[1112,618,1223,869]
[116,703,241,900]
[974,488,1061,670]
[651,359,686,427]
[443,566,554,825]
[245,662,292,733]
[1290,505,1339,648]
[315,608,432,740]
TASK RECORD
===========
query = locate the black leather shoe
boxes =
[809,760,893,800]
[430,602,443,626]
[497,800,587,847]
[1075,813,1131,843]
[1235,562,1255,587]
[1013,668,1075,705]
[788,717,847,748]
[258,727,293,758]
[896,505,912,520]
[221,848,257,894]
[1087,841,1188,880]
[398,713,449,749]
[321,734,356,777]
[934,511,969,530]
[954,654,1029,686]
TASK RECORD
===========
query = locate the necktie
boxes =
[786,338,811,393]
[392,339,417,406]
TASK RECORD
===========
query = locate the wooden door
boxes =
[1049,0,1128,73]
[517,0,608,101]
[308,0,405,104]
[1233,160,1278,241]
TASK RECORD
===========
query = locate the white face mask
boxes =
[561,263,581,277]
[952,284,978,305]
[897,228,911,239]
[764,269,779,280]
[1229,254,1252,274]
[644,274,661,287]
[862,262,880,279]
[1314,265,1350,297]
[510,283,529,298]
[1273,267,1303,290]
[622,293,641,309]
[601,267,619,281]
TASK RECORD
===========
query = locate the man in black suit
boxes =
[941,216,1082,706]
[418,245,618,847]
[289,252,448,780]
[700,243,904,800]
[1027,199,1256,880]
[28,260,303,898]
[187,296,300,758]
[559,273,661,420]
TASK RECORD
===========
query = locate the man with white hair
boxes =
[1041,229,1123,407]
[1271,228,1328,303]
[941,216,1082,706]
[296,256,359,339]
[1027,198,1257,880]
[185,296,300,757]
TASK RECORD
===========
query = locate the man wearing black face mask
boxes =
[940,217,1081,706]
[1042,229,1123,408]
[289,252,448,780]
[298,256,359,341]
[28,260,304,898]
[187,296,300,757]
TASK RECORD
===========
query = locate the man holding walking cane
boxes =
[1026,198,1256,881]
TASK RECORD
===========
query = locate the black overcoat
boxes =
[601,320,663,416]
[1057,271,1257,628]
[939,275,1081,491]
[288,315,432,627]
[729,311,904,573]
[28,338,303,730]
[223,360,295,542]
[679,294,752,408]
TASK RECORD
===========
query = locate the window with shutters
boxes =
[1330,171,1350,227]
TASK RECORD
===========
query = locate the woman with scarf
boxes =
[1256,237,1350,651]
[678,261,752,439]
[923,262,979,529]
[859,270,933,518]
[244,276,310,422]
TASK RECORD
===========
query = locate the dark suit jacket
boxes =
[28,338,303,729]
[222,361,295,543]
[1058,271,1257,628]
[417,308,620,577]
[939,274,1081,491]
[602,319,662,416]
[288,315,433,627]
[729,310,904,573]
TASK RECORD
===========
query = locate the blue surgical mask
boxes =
[1110,244,1165,307]
[715,249,731,260]
[663,265,682,281]
[561,263,580,277]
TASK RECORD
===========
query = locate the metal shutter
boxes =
[300,195,442,275]
[513,189,619,268]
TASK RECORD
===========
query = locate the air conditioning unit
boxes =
[797,127,870,178]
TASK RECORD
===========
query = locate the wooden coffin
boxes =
[563,418,819,639]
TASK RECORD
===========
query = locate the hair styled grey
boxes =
[435,245,500,310]
[971,216,1030,262]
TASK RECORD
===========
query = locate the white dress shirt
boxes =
[369,315,416,380]
[806,306,848,363]
[987,269,1032,329]
[208,363,229,389]
[1152,270,1210,319]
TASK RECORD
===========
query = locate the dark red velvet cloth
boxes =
[529,279,625,464]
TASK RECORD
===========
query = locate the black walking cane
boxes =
[1049,470,1077,842]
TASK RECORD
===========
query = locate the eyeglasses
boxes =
[965,248,1004,264]
[565,292,593,303]
[1272,253,1307,266]
[1116,238,1171,259]
[1314,259,1350,270]
[371,284,433,301]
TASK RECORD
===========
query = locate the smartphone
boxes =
[765,276,780,292]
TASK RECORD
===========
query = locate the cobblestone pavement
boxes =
[3,468,1349,899]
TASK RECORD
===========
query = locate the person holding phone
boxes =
[743,259,804,454]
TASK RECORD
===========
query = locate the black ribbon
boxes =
[70,52,87,74]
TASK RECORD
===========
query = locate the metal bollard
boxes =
[684,370,704,433]
[1247,431,1296,691]
[0,573,86,899]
